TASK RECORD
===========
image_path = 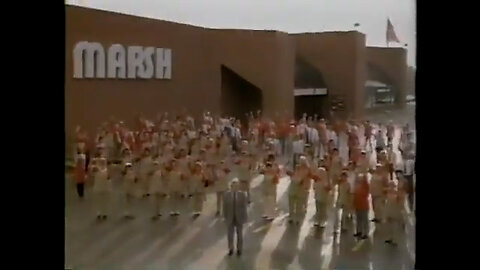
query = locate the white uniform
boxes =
[313,169,330,225]
[292,139,305,169]
[122,169,138,216]
[187,130,197,140]
[190,142,201,160]
[219,136,231,158]
[93,167,111,216]
[262,172,278,218]
[371,173,386,221]
[178,135,189,150]
[138,156,154,196]
[190,173,206,214]
[329,155,343,182]
[214,167,233,214]
[149,169,165,195]
[384,189,404,243]
[289,168,311,223]
[168,170,184,214]
[337,132,349,167]
[335,179,352,232]
[124,169,138,196]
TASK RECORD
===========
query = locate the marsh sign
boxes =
[73,41,172,79]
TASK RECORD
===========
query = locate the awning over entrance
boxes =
[365,80,388,88]
[294,88,328,96]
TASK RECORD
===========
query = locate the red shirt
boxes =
[354,180,370,211]
[74,163,86,184]
[278,122,291,138]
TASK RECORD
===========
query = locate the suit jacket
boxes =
[223,190,248,225]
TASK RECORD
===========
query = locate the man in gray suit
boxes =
[223,178,248,256]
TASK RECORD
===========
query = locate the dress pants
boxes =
[76,183,85,198]
[216,192,224,213]
[228,220,243,251]
[315,199,328,225]
[355,210,369,236]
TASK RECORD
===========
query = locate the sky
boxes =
[67,0,416,66]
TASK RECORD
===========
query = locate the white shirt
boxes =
[293,139,305,154]
[307,127,319,144]
[404,159,415,176]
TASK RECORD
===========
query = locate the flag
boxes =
[386,18,400,44]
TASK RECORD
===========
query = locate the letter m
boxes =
[73,41,106,78]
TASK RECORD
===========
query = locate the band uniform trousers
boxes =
[76,183,85,198]
[372,195,385,221]
[355,210,369,236]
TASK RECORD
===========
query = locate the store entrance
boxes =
[294,57,328,120]
[220,65,263,125]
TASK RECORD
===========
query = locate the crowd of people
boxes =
[71,109,416,248]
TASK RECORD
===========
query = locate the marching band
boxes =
[72,110,416,244]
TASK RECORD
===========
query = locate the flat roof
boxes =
[66,4,361,36]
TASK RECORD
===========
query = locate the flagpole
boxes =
[386,17,389,48]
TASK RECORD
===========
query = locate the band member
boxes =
[167,160,184,216]
[371,164,388,223]
[121,148,134,167]
[353,173,370,240]
[74,153,87,199]
[357,150,369,174]
[261,162,279,221]
[287,165,302,224]
[337,128,349,167]
[399,132,416,211]
[149,161,168,220]
[375,129,386,153]
[177,148,192,198]
[386,143,400,179]
[364,120,373,150]
[292,134,305,169]
[312,167,331,228]
[306,122,320,158]
[384,180,405,246]
[328,148,343,184]
[288,157,311,225]
[219,132,231,159]
[123,163,138,219]
[138,147,154,197]
[214,160,231,216]
[190,162,207,217]
[334,171,352,233]
[91,157,111,220]
[348,126,360,161]
[317,119,328,158]
[299,156,312,212]
[386,121,395,145]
